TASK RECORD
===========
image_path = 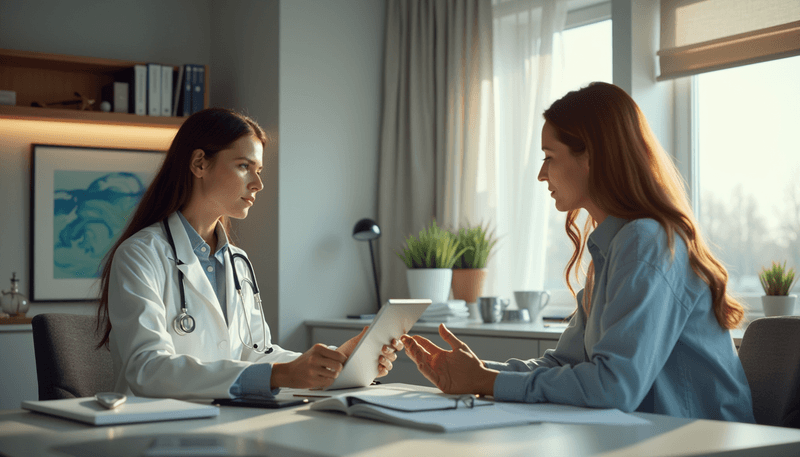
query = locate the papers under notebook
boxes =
[21,396,219,426]
[309,388,529,432]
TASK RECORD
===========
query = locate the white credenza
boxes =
[305,319,567,386]
[0,324,37,410]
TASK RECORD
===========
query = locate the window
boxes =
[695,55,800,302]
[543,18,612,295]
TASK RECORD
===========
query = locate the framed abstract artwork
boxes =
[30,144,164,301]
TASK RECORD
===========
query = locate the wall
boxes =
[279,0,386,350]
[209,0,282,339]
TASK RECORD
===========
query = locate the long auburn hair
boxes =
[545,82,745,329]
[96,108,267,348]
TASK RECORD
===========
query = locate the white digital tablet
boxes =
[326,299,432,390]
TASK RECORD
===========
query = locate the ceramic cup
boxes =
[479,296,510,323]
[514,290,551,324]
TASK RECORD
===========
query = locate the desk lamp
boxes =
[353,218,382,311]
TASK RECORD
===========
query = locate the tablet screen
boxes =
[325,299,431,390]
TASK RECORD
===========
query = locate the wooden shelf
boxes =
[0,105,184,128]
[0,48,207,128]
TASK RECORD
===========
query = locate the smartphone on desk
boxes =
[213,397,309,409]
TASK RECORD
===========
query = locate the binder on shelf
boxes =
[181,64,193,116]
[161,65,173,117]
[171,65,184,117]
[147,63,162,116]
[102,81,129,113]
[120,64,147,116]
[191,64,205,115]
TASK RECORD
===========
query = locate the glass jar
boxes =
[1,272,29,317]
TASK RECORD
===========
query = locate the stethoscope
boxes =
[163,220,273,354]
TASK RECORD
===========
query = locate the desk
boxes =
[1,387,799,457]
[307,319,745,387]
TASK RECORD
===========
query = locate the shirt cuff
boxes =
[229,363,281,398]
[493,371,535,403]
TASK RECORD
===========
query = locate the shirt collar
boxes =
[177,211,229,257]
[587,215,629,260]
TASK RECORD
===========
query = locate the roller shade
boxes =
[658,0,800,80]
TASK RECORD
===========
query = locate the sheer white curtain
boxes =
[489,0,567,301]
[377,0,495,303]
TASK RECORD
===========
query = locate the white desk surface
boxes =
[1,387,798,457]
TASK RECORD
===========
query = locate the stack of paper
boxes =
[418,300,469,323]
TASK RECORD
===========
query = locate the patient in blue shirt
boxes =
[402,82,755,423]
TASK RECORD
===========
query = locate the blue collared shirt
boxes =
[488,216,755,423]
[177,212,277,398]
[177,212,229,323]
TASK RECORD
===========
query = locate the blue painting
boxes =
[52,171,148,279]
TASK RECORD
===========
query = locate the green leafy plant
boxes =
[452,222,498,269]
[758,261,798,296]
[396,220,469,269]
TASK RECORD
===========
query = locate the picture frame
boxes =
[30,144,165,301]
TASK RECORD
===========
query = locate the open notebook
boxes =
[22,396,219,426]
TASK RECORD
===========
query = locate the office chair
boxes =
[31,313,115,400]
[737,315,800,428]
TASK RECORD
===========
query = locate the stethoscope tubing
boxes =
[162,219,272,353]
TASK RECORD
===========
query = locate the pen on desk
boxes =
[293,394,331,398]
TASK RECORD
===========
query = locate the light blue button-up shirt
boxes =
[177,212,276,398]
[489,216,755,423]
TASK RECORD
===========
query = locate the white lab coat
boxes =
[108,212,300,399]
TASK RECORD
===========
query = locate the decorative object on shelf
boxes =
[1,272,29,317]
[31,91,95,111]
[758,261,798,317]
[353,218,382,311]
[450,222,498,304]
[0,90,16,106]
[31,145,165,301]
[396,220,468,304]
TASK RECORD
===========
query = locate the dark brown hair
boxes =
[96,108,267,347]
[544,82,745,329]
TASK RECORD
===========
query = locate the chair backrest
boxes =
[31,313,115,400]
[738,316,800,428]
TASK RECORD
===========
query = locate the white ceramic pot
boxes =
[406,268,453,304]
[761,295,797,317]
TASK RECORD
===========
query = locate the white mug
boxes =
[514,290,550,323]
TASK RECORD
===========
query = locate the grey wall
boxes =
[209,0,282,340]
[279,0,385,350]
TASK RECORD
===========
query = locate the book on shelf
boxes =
[147,63,162,116]
[119,64,147,115]
[191,64,205,114]
[309,387,528,432]
[171,65,184,117]
[181,64,193,116]
[160,65,173,117]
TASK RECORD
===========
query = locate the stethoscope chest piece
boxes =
[173,309,196,335]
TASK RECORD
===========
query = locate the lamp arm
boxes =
[368,239,381,310]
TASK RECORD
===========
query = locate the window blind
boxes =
[658,0,800,80]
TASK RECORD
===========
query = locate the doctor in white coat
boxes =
[96,108,401,400]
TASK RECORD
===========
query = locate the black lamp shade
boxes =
[353,218,381,241]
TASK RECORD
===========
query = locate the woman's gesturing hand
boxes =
[401,323,497,395]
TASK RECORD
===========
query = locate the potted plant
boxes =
[450,222,498,304]
[758,261,798,317]
[396,220,469,304]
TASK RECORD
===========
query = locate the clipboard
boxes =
[326,299,431,390]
